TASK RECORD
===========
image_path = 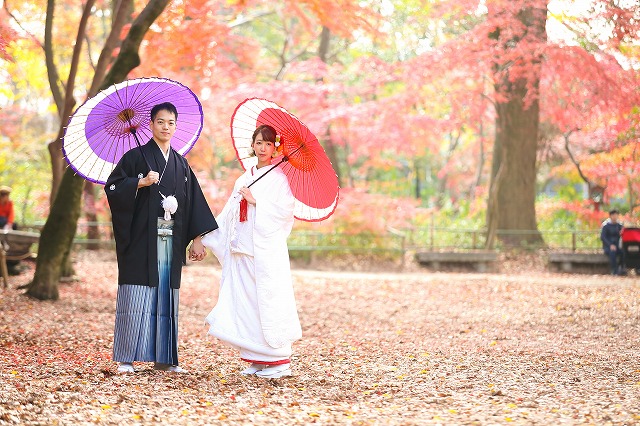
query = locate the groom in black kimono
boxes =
[105,102,217,373]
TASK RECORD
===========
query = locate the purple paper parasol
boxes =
[62,77,203,184]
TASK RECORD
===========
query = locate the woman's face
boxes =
[252,133,276,163]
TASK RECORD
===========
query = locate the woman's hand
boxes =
[239,187,256,205]
[189,236,207,261]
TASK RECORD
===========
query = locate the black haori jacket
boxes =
[105,140,218,289]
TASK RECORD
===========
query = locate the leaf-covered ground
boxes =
[1,252,639,425]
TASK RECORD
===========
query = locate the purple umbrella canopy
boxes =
[62,77,203,184]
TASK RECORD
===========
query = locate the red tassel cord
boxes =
[239,198,248,222]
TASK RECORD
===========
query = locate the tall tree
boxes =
[485,0,548,247]
[25,0,171,300]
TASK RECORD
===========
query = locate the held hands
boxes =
[610,244,617,251]
[189,236,207,262]
[239,187,256,205]
[138,170,160,188]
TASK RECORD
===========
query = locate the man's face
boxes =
[610,213,619,223]
[150,109,177,145]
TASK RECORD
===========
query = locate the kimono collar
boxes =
[252,164,274,177]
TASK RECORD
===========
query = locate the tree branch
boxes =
[100,0,171,89]
[563,130,592,186]
[228,10,276,28]
[3,1,44,49]
[44,0,64,114]
[88,0,133,97]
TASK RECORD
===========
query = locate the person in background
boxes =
[601,209,625,275]
[0,186,16,231]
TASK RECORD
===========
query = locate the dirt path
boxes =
[1,252,639,425]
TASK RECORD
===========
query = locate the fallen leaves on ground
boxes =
[1,251,639,425]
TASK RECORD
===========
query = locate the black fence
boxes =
[23,222,603,256]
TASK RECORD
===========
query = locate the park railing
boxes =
[408,227,601,252]
[22,221,603,256]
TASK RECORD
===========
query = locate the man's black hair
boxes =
[150,102,178,121]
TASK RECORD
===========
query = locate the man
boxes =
[0,186,15,231]
[601,209,624,275]
[105,102,217,373]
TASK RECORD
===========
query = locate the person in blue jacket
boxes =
[601,209,624,275]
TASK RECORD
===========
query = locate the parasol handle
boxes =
[246,143,303,188]
[128,122,154,174]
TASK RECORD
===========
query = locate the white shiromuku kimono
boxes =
[202,164,302,363]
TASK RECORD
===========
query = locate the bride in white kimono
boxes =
[202,124,302,378]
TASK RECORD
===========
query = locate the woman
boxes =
[202,124,301,378]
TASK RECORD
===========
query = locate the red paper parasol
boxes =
[230,98,339,222]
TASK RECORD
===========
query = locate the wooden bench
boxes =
[0,230,40,288]
[548,252,609,273]
[415,251,498,272]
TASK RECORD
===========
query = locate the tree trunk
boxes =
[26,172,84,300]
[486,1,547,248]
[47,0,95,204]
[44,23,64,203]
[436,131,461,207]
[470,121,485,200]
[317,26,343,187]
[414,159,421,199]
[83,181,100,250]
[28,0,171,300]
[44,0,63,114]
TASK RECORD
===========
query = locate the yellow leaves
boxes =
[309,412,320,417]
[448,409,457,414]
[100,404,112,410]
[181,409,189,415]
[256,410,264,415]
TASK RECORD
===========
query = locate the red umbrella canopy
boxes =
[231,98,339,222]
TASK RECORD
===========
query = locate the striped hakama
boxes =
[113,219,180,365]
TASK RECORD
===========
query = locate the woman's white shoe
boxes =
[255,363,292,378]
[241,363,266,375]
